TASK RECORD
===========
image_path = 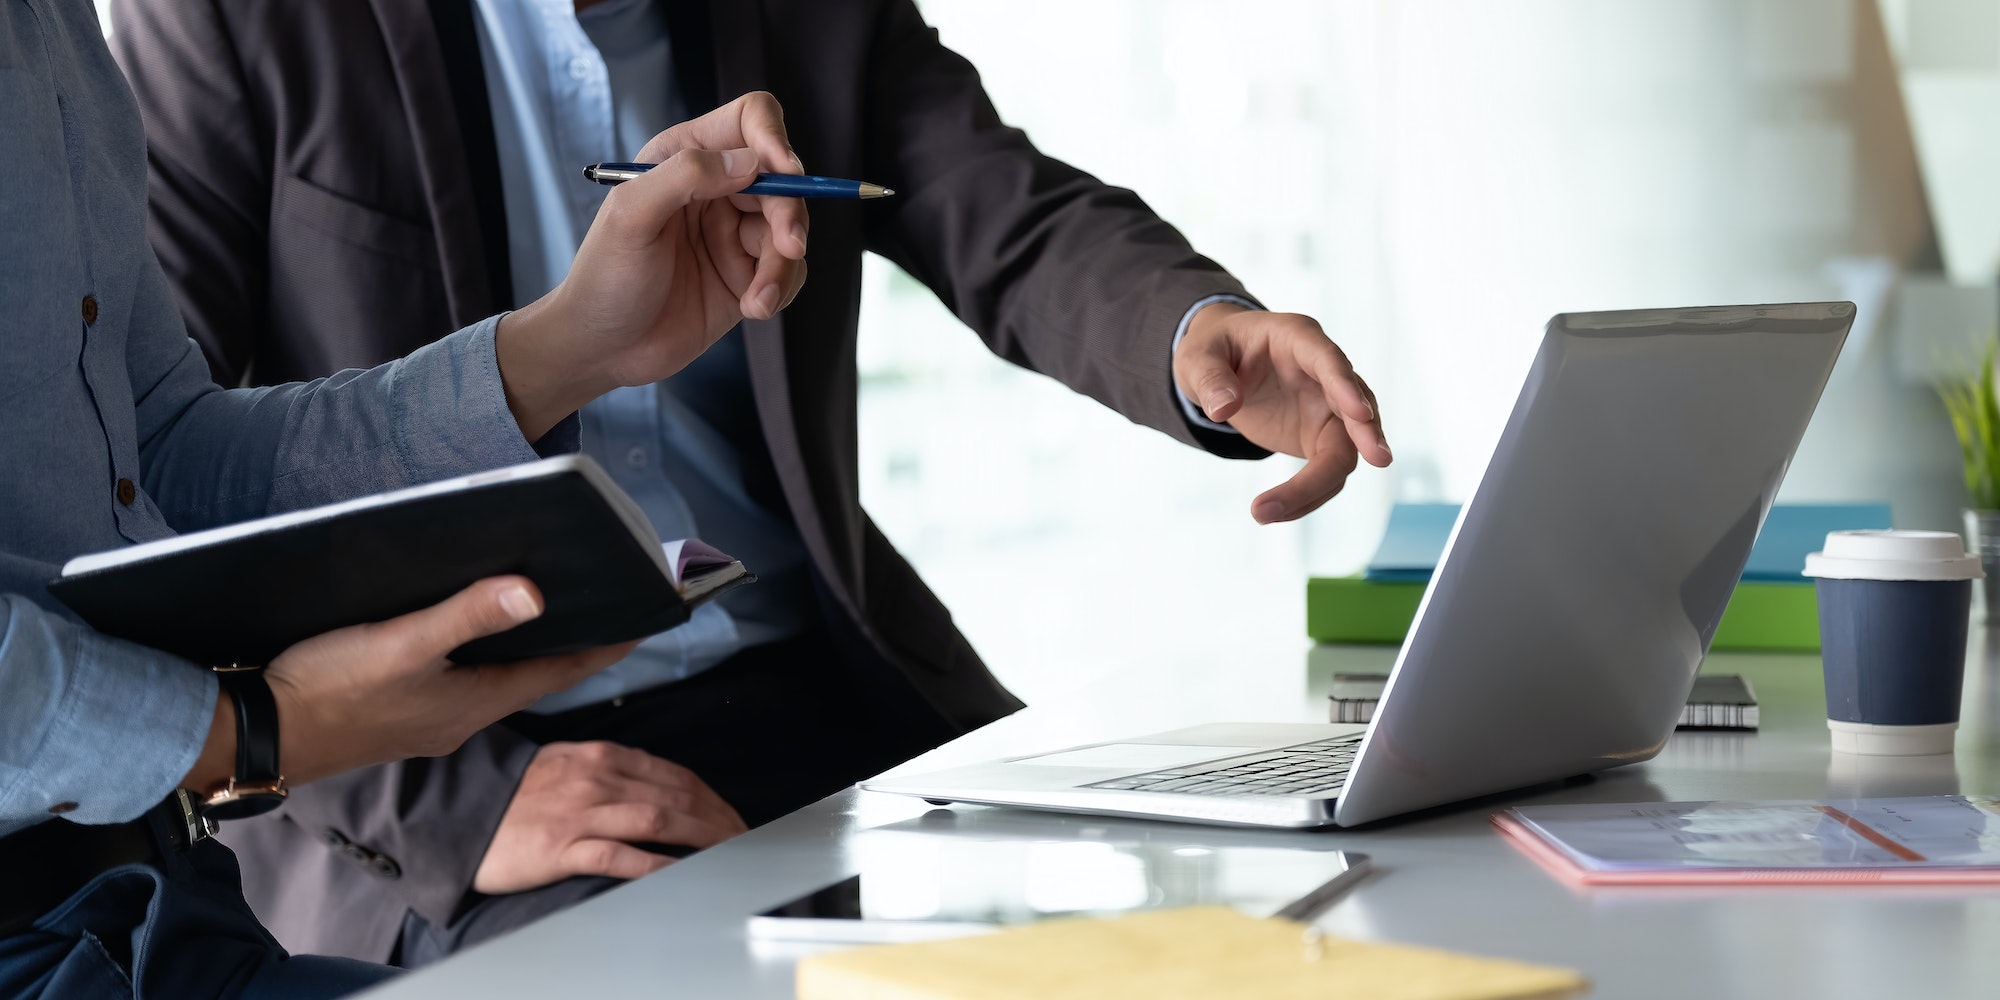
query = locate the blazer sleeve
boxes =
[109,0,268,386]
[266,726,543,931]
[858,0,1268,460]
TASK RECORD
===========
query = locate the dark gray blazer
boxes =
[111,0,1264,962]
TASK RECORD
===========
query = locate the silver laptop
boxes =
[863,302,1853,829]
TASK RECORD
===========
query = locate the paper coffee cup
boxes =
[1804,531,1979,756]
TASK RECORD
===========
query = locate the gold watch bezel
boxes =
[203,775,289,809]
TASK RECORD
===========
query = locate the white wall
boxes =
[864,0,1969,701]
[99,2,1977,703]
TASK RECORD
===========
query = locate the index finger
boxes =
[634,94,808,258]
[1299,339,1391,468]
[635,91,800,178]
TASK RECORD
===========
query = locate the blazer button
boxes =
[81,295,99,325]
[367,854,403,881]
[116,478,136,506]
[320,827,351,849]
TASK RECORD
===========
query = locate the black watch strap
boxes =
[205,666,287,820]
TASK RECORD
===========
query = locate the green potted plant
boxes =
[1940,342,2000,622]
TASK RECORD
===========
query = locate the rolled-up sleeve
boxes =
[0,594,215,838]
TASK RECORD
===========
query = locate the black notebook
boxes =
[1329,672,1759,730]
[49,456,751,666]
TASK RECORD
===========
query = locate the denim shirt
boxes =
[0,0,561,837]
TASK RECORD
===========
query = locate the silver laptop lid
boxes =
[1335,302,1853,827]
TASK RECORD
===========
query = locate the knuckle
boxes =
[647,122,688,154]
[538,743,577,771]
[645,803,677,831]
[468,600,510,637]
[585,774,622,802]
[575,841,619,875]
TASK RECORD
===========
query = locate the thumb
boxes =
[395,576,545,662]
[599,147,760,241]
[1176,332,1245,424]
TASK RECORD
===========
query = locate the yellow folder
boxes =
[795,906,1588,1000]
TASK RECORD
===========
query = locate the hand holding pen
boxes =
[612,90,818,318]
[584,98,893,201]
[495,93,810,440]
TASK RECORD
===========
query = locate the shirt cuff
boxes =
[1171,294,1262,434]
[388,315,582,476]
[0,596,214,834]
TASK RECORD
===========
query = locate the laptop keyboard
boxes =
[1083,734,1364,797]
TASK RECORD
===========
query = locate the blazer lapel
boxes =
[706,1,861,595]
[369,0,505,324]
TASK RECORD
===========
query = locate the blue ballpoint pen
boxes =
[580,162,894,199]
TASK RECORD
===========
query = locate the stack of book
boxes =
[1307,502,1891,652]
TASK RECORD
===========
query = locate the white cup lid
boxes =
[1802,530,1982,581]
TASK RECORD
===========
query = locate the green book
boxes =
[1306,576,1820,652]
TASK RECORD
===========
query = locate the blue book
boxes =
[1362,502,1891,584]
[1738,503,1892,581]
[1362,504,1461,582]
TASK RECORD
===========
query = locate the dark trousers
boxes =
[396,626,959,966]
[0,833,392,1000]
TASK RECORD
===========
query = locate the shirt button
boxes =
[626,446,647,468]
[568,56,593,80]
[116,478,136,506]
[81,295,99,325]
[48,801,78,815]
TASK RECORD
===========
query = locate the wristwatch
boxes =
[203,664,289,820]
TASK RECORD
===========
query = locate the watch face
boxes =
[203,782,288,821]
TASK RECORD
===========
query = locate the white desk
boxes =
[362,635,2000,999]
